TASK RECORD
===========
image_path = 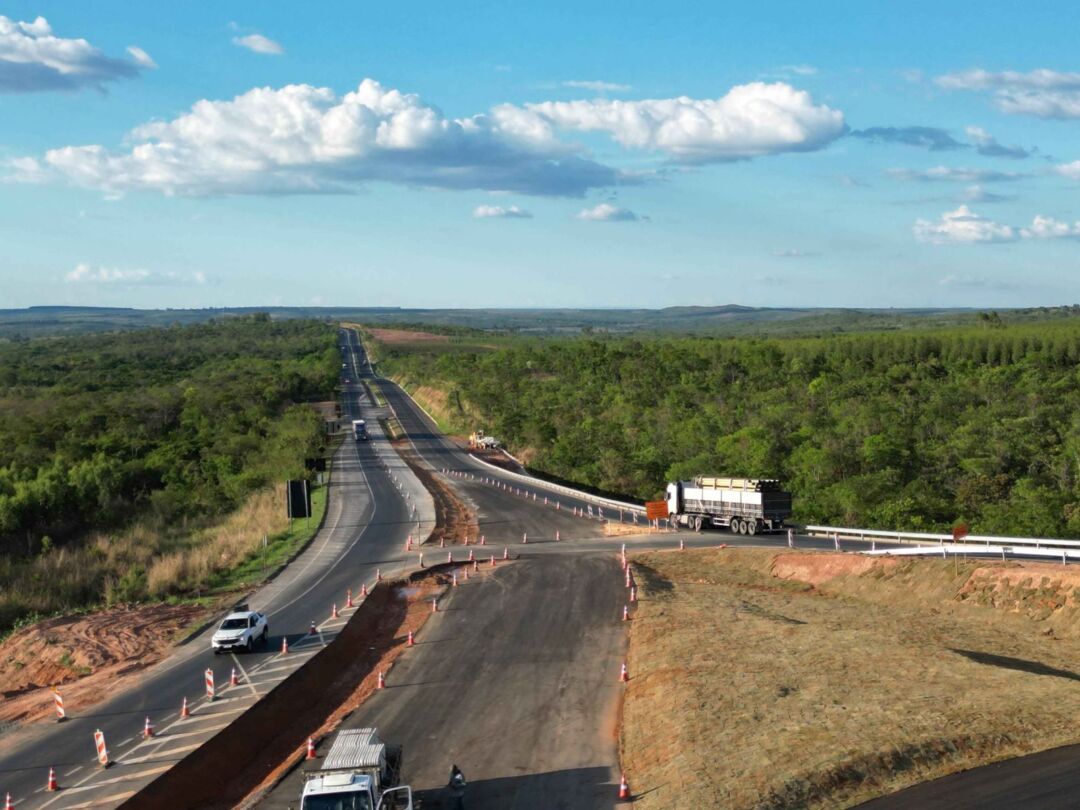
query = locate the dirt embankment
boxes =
[621,548,1080,809]
[394,441,479,544]
[0,604,207,724]
[366,328,450,345]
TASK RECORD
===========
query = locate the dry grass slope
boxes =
[622,548,1080,809]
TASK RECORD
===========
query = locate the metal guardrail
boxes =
[864,543,1080,564]
[805,525,1080,551]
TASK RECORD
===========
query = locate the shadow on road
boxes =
[949,648,1080,682]
[416,766,618,810]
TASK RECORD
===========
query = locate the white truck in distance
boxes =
[301,728,412,810]
[667,476,793,535]
[352,419,368,442]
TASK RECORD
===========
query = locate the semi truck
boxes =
[666,476,792,535]
[352,419,368,442]
[301,728,412,810]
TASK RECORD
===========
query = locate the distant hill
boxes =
[0,303,1076,339]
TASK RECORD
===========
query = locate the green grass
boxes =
[206,480,329,595]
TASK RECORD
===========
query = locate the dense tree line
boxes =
[0,317,338,558]
[381,322,1080,537]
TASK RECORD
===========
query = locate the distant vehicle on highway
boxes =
[301,727,412,809]
[353,419,368,441]
[211,607,269,654]
[667,476,792,534]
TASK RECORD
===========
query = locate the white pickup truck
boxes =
[211,606,269,654]
[302,728,412,810]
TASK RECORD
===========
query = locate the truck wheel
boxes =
[693,516,703,532]
[747,519,759,536]
[736,519,747,535]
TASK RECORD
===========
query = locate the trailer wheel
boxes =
[747,519,759,536]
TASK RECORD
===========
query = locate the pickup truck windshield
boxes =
[302,795,373,810]
[220,618,248,630]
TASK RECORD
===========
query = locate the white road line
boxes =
[56,789,137,808]
[229,652,260,698]
[120,741,203,766]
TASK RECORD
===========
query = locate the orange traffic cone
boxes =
[618,772,631,799]
[377,671,386,689]
[346,589,354,608]
[180,697,191,719]
[143,716,154,738]
[620,662,629,683]
[407,631,415,646]
[503,547,509,560]
[361,582,369,597]
[5,791,14,808]
[281,636,289,654]
[331,603,339,619]
[309,620,317,635]
[230,667,239,686]
[490,555,496,567]
[47,766,58,792]
[623,605,629,621]
[431,598,438,613]
[306,737,316,760]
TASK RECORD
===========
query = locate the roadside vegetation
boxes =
[623,548,1080,808]
[373,317,1080,538]
[0,316,338,632]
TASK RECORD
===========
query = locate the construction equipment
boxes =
[468,429,499,450]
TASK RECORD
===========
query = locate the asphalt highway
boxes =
[0,331,427,809]
[261,553,627,810]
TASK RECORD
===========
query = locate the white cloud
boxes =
[125,46,156,70]
[772,249,818,258]
[959,185,1014,204]
[964,126,1030,159]
[938,274,1019,290]
[473,204,532,218]
[16,79,628,197]
[518,81,845,162]
[1021,215,1080,239]
[1054,160,1080,180]
[577,203,641,221]
[937,69,1080,119]
[562,80,630,93]
[888,166,1024,183]
[232,33,284,56]
[65,263,208,284]
[915,207,1080,244]
[913,206,1017,244]
[0,15,150,92]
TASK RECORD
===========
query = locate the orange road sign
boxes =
[645,501,668,521]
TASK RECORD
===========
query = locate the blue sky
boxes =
[1,1,1078,309]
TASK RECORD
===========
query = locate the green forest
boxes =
[379,318,1080,538]
[0,316,338,628]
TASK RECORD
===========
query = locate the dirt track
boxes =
[0,603,207,725]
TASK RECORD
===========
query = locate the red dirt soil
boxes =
[0,604,207,724]
[367,327,449,344]
[770,551,901,586]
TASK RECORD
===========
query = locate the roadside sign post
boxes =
[94,729,109,768]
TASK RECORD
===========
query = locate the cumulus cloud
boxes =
[1021,215,1080,239]
[959,185,1014,204]
[888,166,1024,183]
[1054,160,1080,180]
[14,79,629,197]
[915,207,1080,244]
[232,33,284,55]
[849,126,963,151]
[517,81,845,163]
[66,263,208,284]
[913,206,1017,244]
[936,69,1080,119]
[473,204,532,218]
[965,126,1030,159]
[562,80,630,93]
[0,15,151,92]
[577,203,642,221]
[14,79,844,197]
